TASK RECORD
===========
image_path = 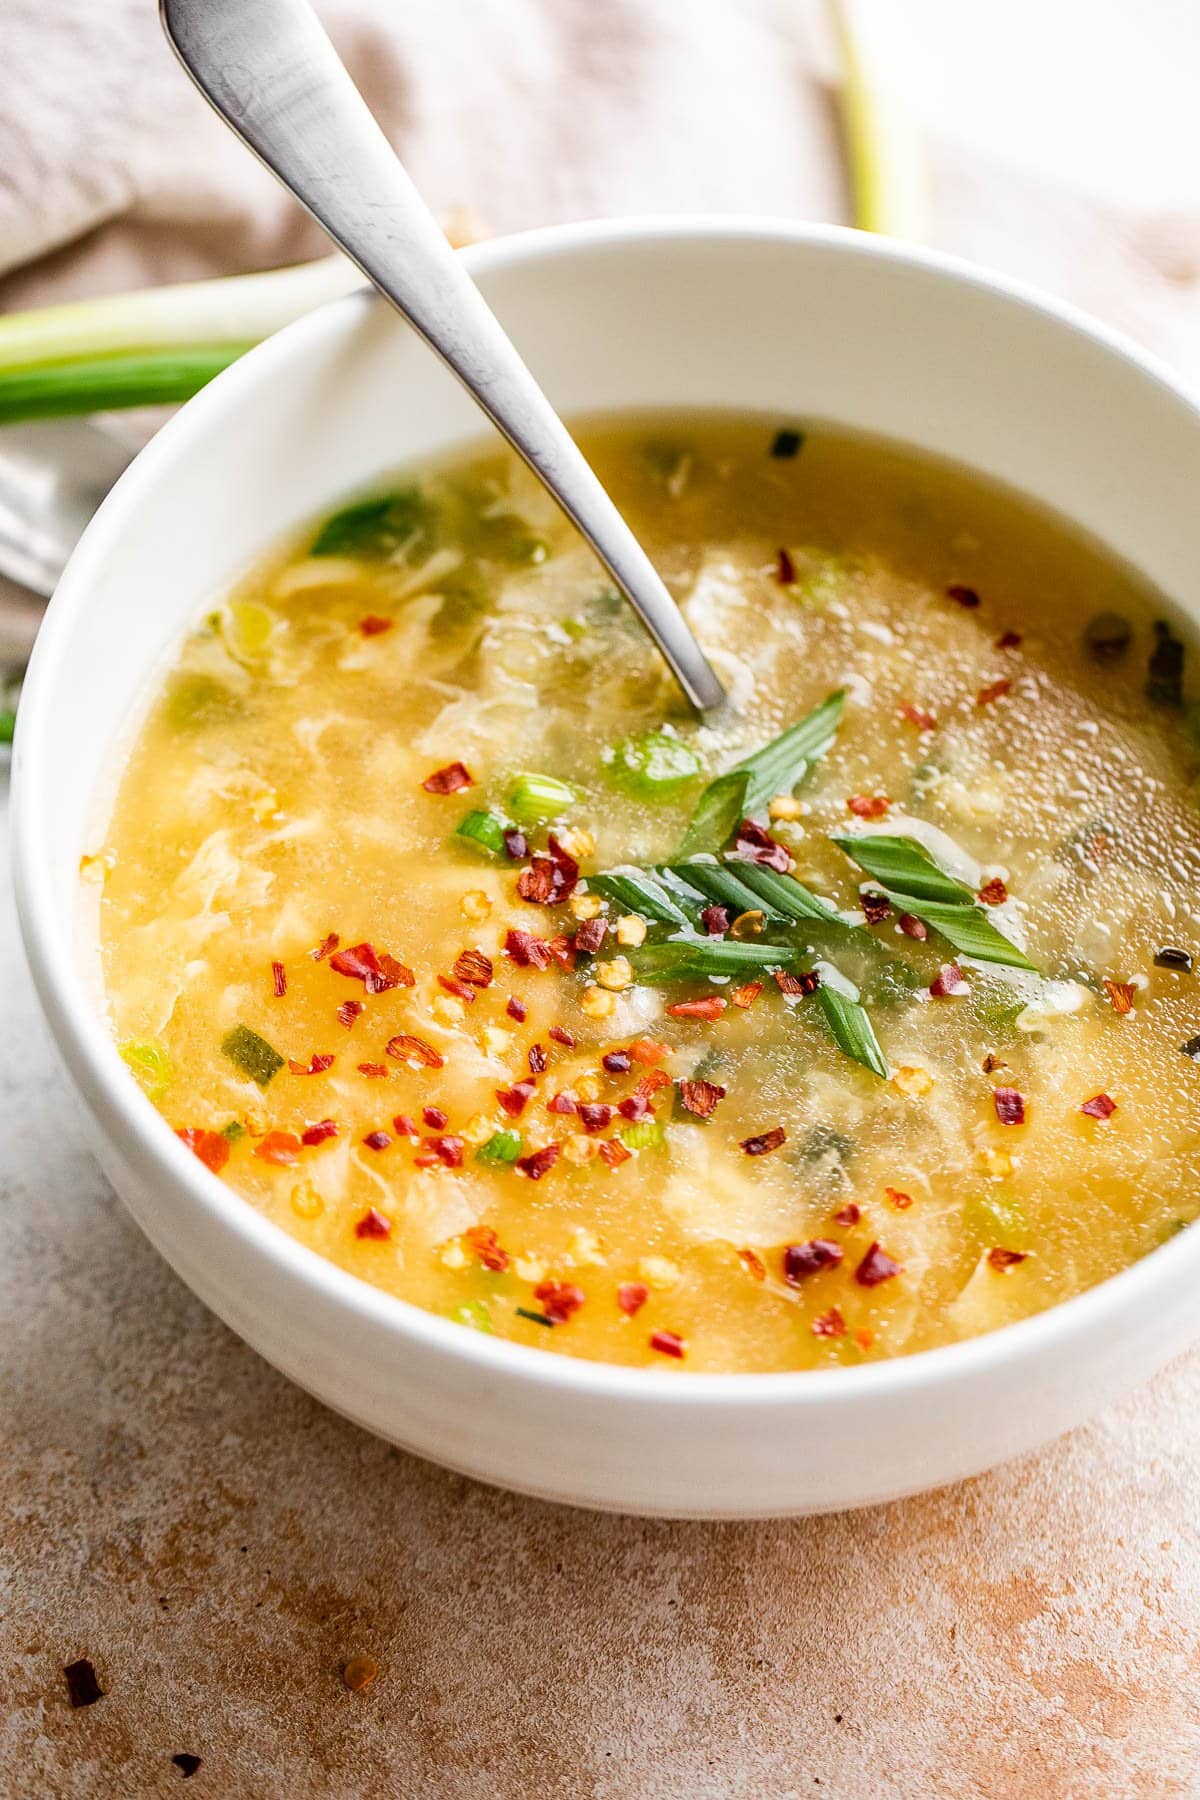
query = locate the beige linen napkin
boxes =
[0,0,1198,379]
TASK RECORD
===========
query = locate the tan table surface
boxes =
[6,6,1200,1795]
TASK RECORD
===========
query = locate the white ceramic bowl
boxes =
[13,219,1200,1517]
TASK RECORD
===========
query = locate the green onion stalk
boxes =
[0,255,361,425]
[827,0,930,239]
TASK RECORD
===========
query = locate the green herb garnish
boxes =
[221,1024,285,1087]
[508,772,578,823]
[619,1120,667,1152]
[450,1300,494,1333]
[832,834,1036,971]
[720,860,850,928]
[664,859,789,922]
[475,1129,523,1165]
[675,770,750,859]
[632,940,794,982]
[810,964,889,1079]
[679,689,844,851]
[606,729,702,797]
[586,870,692,928]
[515,1306,555,1328]
[220,1120,247,1142]
[455,809,510,856]
[119,1038,170,1096]
[0,709,15,746]
[310,487,432,559]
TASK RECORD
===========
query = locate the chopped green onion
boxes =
[0,346,253,425]
[221,1024,285,1087]
[721,860,851,928]
[828,0,930,240]
[619,1120,667,1152]
[475,1129,523,1165]
[810,966,890,1079]
[450,1300,495,1333]
[516,1306,555,1328]
[830,834,973,904]
[508,772,578,823]
[119,1038,170,1096]
[676,770,750,858]
[587,870,692,928]
[0,710,14,746]
[831,835,1036,970]
[664,859,789,922]
[310,488,433,559]
[678,690,845,852]
[220,1120,247,1142]
[455,809,510,856]
[605,730,702,797]
[633,940,793,981]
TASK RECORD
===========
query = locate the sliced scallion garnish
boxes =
[809,961,889,1079]
[455,809,511,856]
[619,1120,667,1151]
[632,940,793,982]
[721,859,851,928]
[221,1024,285,1087]
[679,689,845,852]
[586,870,693,928]
[664,859,789,922]
[675,770,749,858]
[475,1129,523,1165]
[832,834,1036,970]
[605,729,702,797]
[508,772,578,823]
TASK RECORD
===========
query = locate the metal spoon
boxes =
[159,0,726,718]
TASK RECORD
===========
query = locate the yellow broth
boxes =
[92,417,1200,1372]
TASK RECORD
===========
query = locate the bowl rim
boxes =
[14,211,1200,1408]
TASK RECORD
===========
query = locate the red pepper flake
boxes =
[637,1069,672,1097]
[783,1239,843,1283]
[987,1247,1028,1271]
[947,583,980,608]
[422,1105,448,1129]
[528,1043,547,1075]
[775,969,821,996]
[271,960,287,997]
[602,1049,633,1074]
[1081,1092,1117,1120]
[847,794,890,819]
[504,928,552,970]
[856,1328,875,1350]
[453,948,494,988]
[392,1113,417,1137]
[422,761,473,794]
[618,1092,654,1122]
[516,1143,560,1180]
[833,1202,861,1226]
[438,974,476,1003]
[929,963,967,998]
[176,1127,231,1175]
[668,996,726,1021]
[301,1119,338,1146]
[573,916,608,954]
[855,1242,902,1286]
[977,677,1012,707]
[731,981,763,1009]
[507,995,528,1022]
[337,999,365,1031]
[899,700,937,732]
[362,1130,392,1152]
[1104,979,1136,1016]
[503,828,528,861]
[861,891,891,925]
[549,1024,576,1047]
[977,877,1008,906]
[517,836,580,906]
[677,1078,726,1119]
[996,630,1023,650]
[496,1079,536,1118]
[535,1279,585,1322]
[385,1034,444,1069]
[733,818,792,872]
[64,1659,104,1709]
[355,1206,392,1237]
[288,1053,335,1075]
[629,1037,669,1064]
[993,1086,1026,1125]
[329,942,415,993]
[649,1328,686,1360]
[311,931,340,961]
[774,546,797,585]
[700,904,729,937]
[618,1280,650,1315]
[899,914,929,941]
[812,1308,846,1338]
[982,1053,1008,1074]
[599,1138,633,1168]
[885,1186,913,1210]
[516,857,557,904]
[356,1062,389,1079]
[741,1126,786,1156]
[359,613,393,636]
[548,1091,578,1115]
[579,1102,615,1133]
[737,1246,767,1281]
[466,1224,509,1272]
[547,934,577,971]
[253,1130,302,1165]
[425,1134,464,1167]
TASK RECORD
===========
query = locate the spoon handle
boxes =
[160,0,726,717]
